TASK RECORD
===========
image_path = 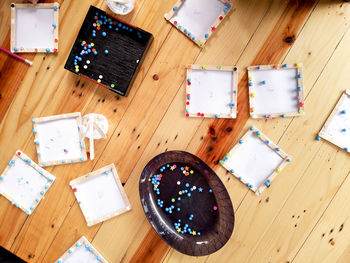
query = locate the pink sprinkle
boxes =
[93,23,97,27]
[268,115,273,120]
[157,177,161,181]
[297,95,301,100]
[94,16,98,19]
[173,165,177,168]
[213,206,218,210]
[82,50,85,54]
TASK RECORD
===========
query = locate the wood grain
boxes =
[1,0,350,262]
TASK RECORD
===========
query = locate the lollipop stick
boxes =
[89,120,94,160]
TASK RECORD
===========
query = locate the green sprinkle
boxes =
[111,84,115,88]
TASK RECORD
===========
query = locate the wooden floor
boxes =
[0,0,350,262]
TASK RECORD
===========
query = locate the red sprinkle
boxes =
[186,101,190,105]
[187,81,191,86]
[200,113,204,117]
[219,16,223,20]
[197,112,201,116]
[17,152,21,155]
[174,21,177,25]
[53,48,58,53]
[211,26,216,31]
[73,188,77,192]
[186,113,189,117]
[299,102,304,107]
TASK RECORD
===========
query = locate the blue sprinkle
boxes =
[262,80,266,85]
[40,191,44,195]
[184,29,187,33]
[209,189,213,193]
[186,183,189,187]
[276,147,280,151]
[104,50,109,54]
[266,140,270,144]
[264,114,269,118]
[250,126,254,131]
[30,206,35,210]
[224,156,228,160]
[233,90,237,94]
[248,82,253,86]
[37,152,40,156]
[46,48,50,52]
[31,119,35,123]
[45,185,49,189]
[14,47,18,51]
[68,249,72,254]
[226,3,231,8]
[345,147,349,152]
[287,158,291,162]
[283,64,288,68]
[297,86,302,91]
[109,25,112,29]
[230,169,234,173]
[178,25,181,29]
[224,7,228,13]
[115,27,119,31]
[102,32,107,37]
[281,114,285,118]
[187,32,191,36]
[229,103,235,107]
[85,244,89,249]
[62,160,66,164]
[297,74,302,78]
[239,140,243,144]
[94,51,98,55]
[53,6,58,11]
[192,36,196,40]
[88,247,93,252]
[341,110,347,114]
[257,66,261,70]
[97,256,101,261]
[57,260,62,263]
[265,181,270,187]
[256,131,261,135]
[0,176,3,180]
[52,23,56,28]
[35,198,39,202]
[16,204,19,207]
[215,114,220,118]
[238,177,242,180]
[173,6,178,11]
[316,136,321,141]
[342,128,347,132]
[205,33,209,38]
[76,243,80,247]
[32,129,37,133]
[187,193,191,197]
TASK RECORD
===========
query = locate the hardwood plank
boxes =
[292,173,350,263]
[36,0,186,261]
[91,0,320,262]
[202,2,350,263]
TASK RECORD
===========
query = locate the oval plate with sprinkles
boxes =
[139,151,235,256]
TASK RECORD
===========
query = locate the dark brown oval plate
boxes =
[139,151,235,256]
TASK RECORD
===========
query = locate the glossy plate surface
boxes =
[139,151,235,256]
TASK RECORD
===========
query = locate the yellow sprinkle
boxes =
[91,43,94,47]
[251,93,255,98]
[82,41,86,44]
[154,185,158,188]
[227,153,231,157]
[192,231,196,235]
[202,65,207,69]
[257,134,261,138]
[296,62,301,67]
[299,109,303,114]
[177,228,181,232]
[97,79,101,83]
[276,168,281,172]
[248,76,252,81]
[200,41,204,46]
[75,69,79,72]
[179,191,182,195]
